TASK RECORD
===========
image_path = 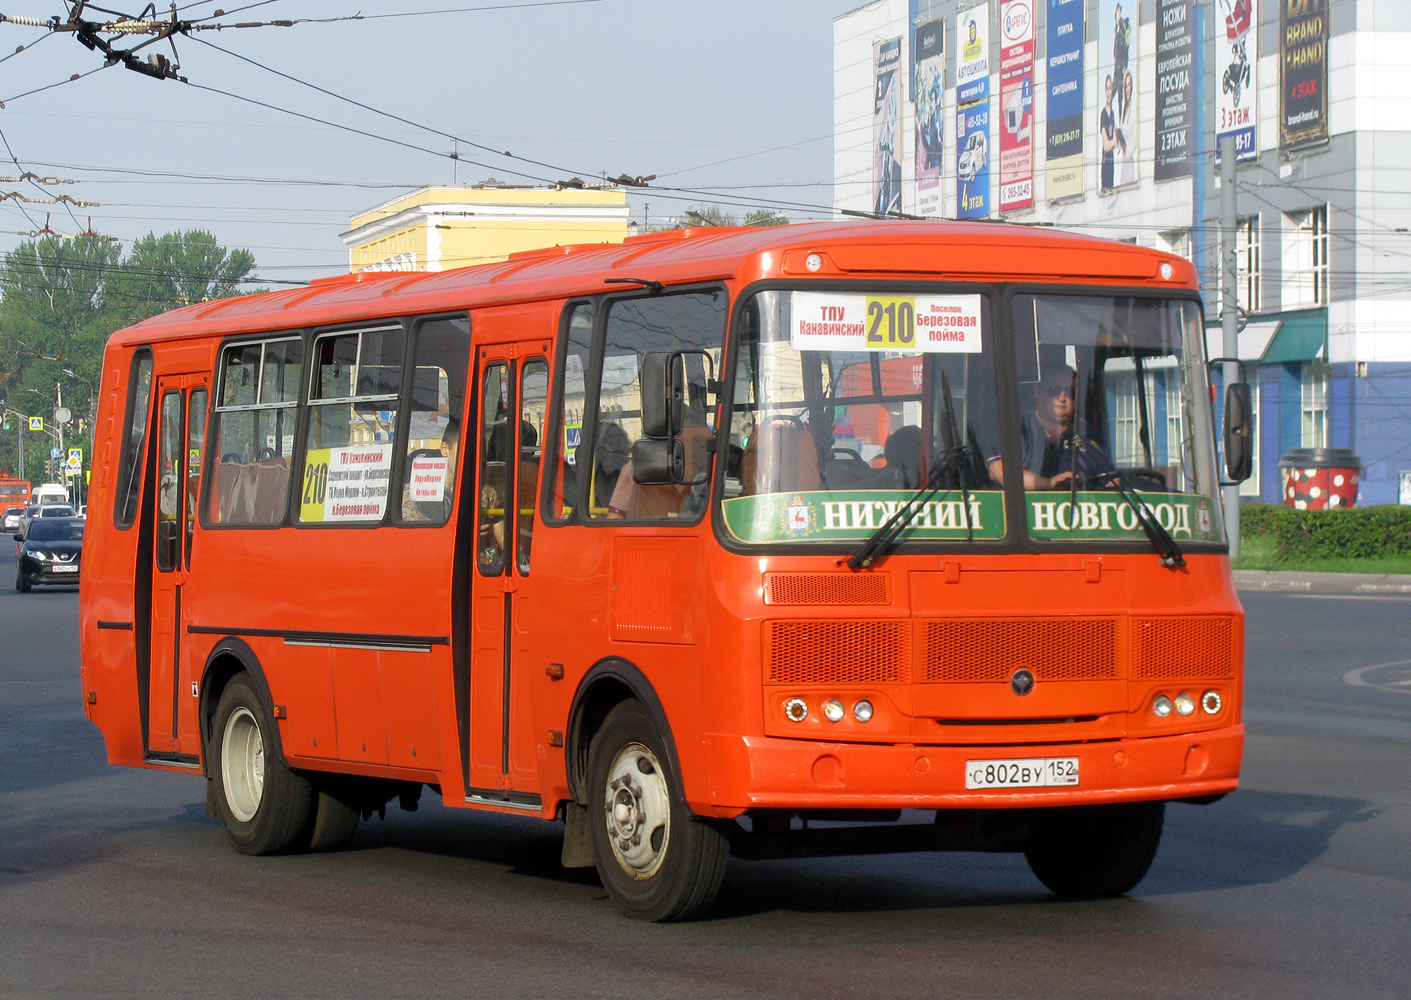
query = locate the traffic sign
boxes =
[50,447,62,460]
[29,416,43,432]
[67,448,83,470]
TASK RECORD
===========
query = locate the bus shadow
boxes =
[156,784,1373,920]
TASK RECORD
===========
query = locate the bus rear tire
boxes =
[1023,801,1165,898]
[587,701,729,921]
[210,674,314,855]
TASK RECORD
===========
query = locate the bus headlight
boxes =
[783,698,808,723]
[852,700,874,723]
[1174,692,1196,716]
[1152,695,1172,718]
[1201,690,1223,715]
[822,699,845,723]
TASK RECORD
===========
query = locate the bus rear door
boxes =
[147,374,209,760]
[467,347,548,806]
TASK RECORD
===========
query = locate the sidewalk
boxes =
[1232,569,1411,594]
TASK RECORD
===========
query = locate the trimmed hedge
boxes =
[1240,503,1411,561]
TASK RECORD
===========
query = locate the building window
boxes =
[1301,365,1327,448]
[1160,229,1192,261]
[1284,207,1329,308]
[1238,216,1261,313]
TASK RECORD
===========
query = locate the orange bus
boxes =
[0,475,29,505]
[80,222,1248,920]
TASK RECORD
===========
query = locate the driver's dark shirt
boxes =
[988,411,1111,482]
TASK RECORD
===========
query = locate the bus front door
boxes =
[466,350,547,806]
[146,375,209,760]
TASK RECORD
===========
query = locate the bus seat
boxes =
[742,424,821,496]
[252,456,289,523]
[822,450,876,490]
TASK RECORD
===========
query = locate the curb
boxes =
[1232,570,1411,594]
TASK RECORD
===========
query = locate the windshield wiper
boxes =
[1084,463,1186,569]
[841,446,970,570]
[843,372,972,571]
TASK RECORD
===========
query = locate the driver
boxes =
[987,364,1109,489]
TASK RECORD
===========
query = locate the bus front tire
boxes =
[587,701,729,922]
[210,674,314,855]
[1023,800,1165,898]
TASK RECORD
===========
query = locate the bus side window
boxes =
[114,349,153,529]
[210,338,302,526]
[477,364,510,574]
[518,359,548,573]
[156,391,183,571]
[548,303,592,521]
[396,315,470,526]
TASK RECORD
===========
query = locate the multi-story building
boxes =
[343,183,631,274]
[835,0,1411,504]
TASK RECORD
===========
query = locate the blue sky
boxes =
[0,1,853,282]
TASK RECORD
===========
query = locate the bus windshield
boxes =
[721,287,1223,550]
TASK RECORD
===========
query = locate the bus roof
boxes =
[109,221,1198,347]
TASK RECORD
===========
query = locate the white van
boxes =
[31,483,68,505]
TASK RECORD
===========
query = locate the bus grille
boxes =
[1131,616,1237,678]
[765,620,910,684]
[921,618,1120,682]
[763,573,891,606]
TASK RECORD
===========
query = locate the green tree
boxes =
[0,229,258,480]
[110,230,257,324]
[743,209,790,227]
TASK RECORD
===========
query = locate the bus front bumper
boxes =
[696,724,1243,817]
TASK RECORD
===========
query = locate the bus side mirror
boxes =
[640,352,684,439]
[630,438,684,485]
[1224,382,1253,483]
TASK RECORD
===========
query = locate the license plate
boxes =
[965,757,1079,789]
[50,564,78,573]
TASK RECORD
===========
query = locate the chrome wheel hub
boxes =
[603,742,670,880]
[222,706,265,823]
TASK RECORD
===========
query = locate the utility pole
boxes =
[1220,134,1240,561]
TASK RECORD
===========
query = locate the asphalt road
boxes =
[1,582,1408,999]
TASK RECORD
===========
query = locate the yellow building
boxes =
[343,183,631,272]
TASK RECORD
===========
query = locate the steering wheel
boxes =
[767,414,804,429]
[830,447,864,462]
[1122,467,1168,486]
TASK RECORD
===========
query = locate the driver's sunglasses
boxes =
[1039,382,1073,398]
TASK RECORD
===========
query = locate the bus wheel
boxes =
[210,674,313,855]
[587,701,728,921]
[1023,801,1165,898]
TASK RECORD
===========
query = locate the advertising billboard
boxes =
[956,3,991,106]
[1280,0,1329,151]
[998,0,1034,212]
[914,18,946,216]
[1045,0,1085,201]
[1154,0,1194,181]
[1098,0,1138,191]
[1216,0,1258,163]
[873,37,903,217]
[957,100,991,219]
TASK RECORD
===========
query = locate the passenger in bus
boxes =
[986,364,1110,490]
[478,419,539,559]
[881,425,923,489]
[592,423,631,510]
[402,417,460,522]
